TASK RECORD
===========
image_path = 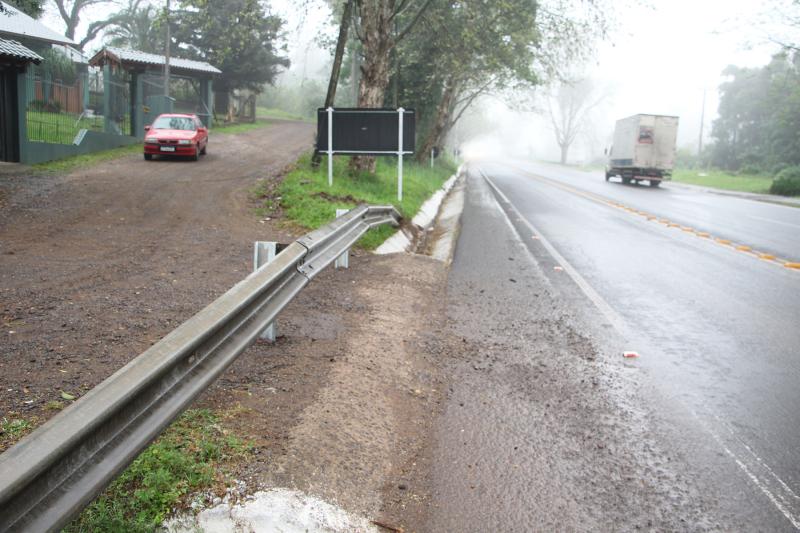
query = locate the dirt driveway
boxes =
[0,121,314,433]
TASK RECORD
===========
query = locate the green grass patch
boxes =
[27,110,105,144]
[256,107,311,122]
[212,118,277,134]
[66,408,251,532]
[32,143,141,173]
[0,415,39,452]
[260,153,456,250]
[671,169,774,194]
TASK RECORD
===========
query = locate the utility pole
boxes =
[164,0,170,98]
[698,87,706,155]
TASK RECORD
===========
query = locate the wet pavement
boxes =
[426,162,800,531]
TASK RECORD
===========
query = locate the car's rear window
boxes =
[152,117,196,131]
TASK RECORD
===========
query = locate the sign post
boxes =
[397,107,404,202]
[327,107,334,187]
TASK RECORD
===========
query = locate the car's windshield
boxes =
[152,117,196,131]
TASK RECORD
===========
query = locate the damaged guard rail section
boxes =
[0,205,401,533]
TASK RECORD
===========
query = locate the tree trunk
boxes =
[418,80,458,164]
[313,0,354,167]
[349,1,394,175]
[560,144,569,164]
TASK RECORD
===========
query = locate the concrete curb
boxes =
[374,164,464,255]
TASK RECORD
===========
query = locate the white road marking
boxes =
[481,166,800,530]
[748,214,800,230]
[481,171,628,335]
[697,413,800,530]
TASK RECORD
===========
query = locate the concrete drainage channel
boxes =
[375,165,466,259]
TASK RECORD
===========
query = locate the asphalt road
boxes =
[429,160,800,531]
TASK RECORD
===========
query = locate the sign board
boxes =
[316,108,415,155]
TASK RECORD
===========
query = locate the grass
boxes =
[0,415,38,452]
[32,143,141,173]
[256,107,312,122]
[65,408,251,533]
[27,110,105,144]
[256,153,456,249]
[671,169,774,194]
[212,118,276,134]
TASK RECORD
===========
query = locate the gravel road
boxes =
[0,121,312,442]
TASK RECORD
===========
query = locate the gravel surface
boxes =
[0,121,313,448]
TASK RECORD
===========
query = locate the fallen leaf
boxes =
[61,391,76,401]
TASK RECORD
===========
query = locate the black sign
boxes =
[316,108,415,155]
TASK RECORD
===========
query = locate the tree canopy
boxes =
[170,0,289,93]
[709,52,800,172]
[2,0,45,18]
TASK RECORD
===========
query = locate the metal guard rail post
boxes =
[0,205,400,533]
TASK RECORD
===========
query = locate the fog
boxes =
[39,0,790,164]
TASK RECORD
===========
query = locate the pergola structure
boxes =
[89,47,221,134]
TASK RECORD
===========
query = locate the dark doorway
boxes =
[0,66,21,162]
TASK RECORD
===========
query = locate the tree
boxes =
[545,78,604,164]
[101,0,163,53]
[2,0,46,18]
[391,0,610,163]
[348,0,434,172]
[53,0,120,50]
[710,52,800,172]
[171,0,289,96]
[399,0,543,163]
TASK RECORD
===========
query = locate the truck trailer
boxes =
[606,114,679,187]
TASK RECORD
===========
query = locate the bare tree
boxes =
[53,0,119,49]
[546,79,604,164]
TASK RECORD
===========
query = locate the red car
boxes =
[143,113,208,161]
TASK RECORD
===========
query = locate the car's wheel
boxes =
[144,153,152,161]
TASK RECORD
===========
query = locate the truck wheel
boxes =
[605,172,610,181]
[622,177,631,185]
[650,180,660,187]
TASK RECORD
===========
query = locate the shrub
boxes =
[28,99,62,113]
[739,163,761,175]
[770,166,800,196]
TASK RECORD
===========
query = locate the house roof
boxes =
[0,1,75,46]
[0,36,42,63]
[89,47,221,76]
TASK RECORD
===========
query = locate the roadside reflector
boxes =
[623,351,639,358]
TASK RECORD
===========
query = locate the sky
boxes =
[38,0,791,163]
[462,0,789,162]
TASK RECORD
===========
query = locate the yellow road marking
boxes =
[498,163,797,272]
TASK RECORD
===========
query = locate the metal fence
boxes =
[24,65,133,144]
[0,205,400,533]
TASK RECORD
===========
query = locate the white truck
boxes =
[605,114,679,187]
